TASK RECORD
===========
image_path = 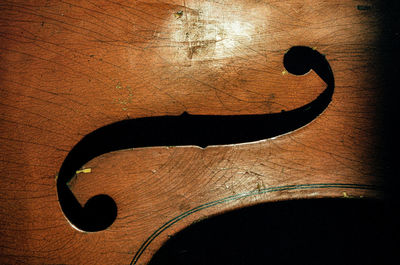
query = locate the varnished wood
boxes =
[0,0,386,264]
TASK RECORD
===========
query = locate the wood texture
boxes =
[0,0,386,264]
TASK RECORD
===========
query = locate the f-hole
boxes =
[57,46,335,232]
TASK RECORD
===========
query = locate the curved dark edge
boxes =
[57,47,334,232]
[130,183,381,264]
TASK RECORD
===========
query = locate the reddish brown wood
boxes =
[0,1,384,264]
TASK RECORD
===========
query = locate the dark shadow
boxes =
[375,0,400,261]
[149,198,386,265]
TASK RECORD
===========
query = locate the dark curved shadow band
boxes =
[57,46,335,232]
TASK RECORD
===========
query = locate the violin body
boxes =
[0,0,388,264]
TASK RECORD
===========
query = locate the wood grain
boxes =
[0,0,385,264]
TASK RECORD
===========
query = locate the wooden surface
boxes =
[0,0,387,264]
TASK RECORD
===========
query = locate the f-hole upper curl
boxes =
[57,46,335,232]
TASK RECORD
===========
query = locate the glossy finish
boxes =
[0,1,386,264]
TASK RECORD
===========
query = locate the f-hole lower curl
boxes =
[57,46,335,232]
